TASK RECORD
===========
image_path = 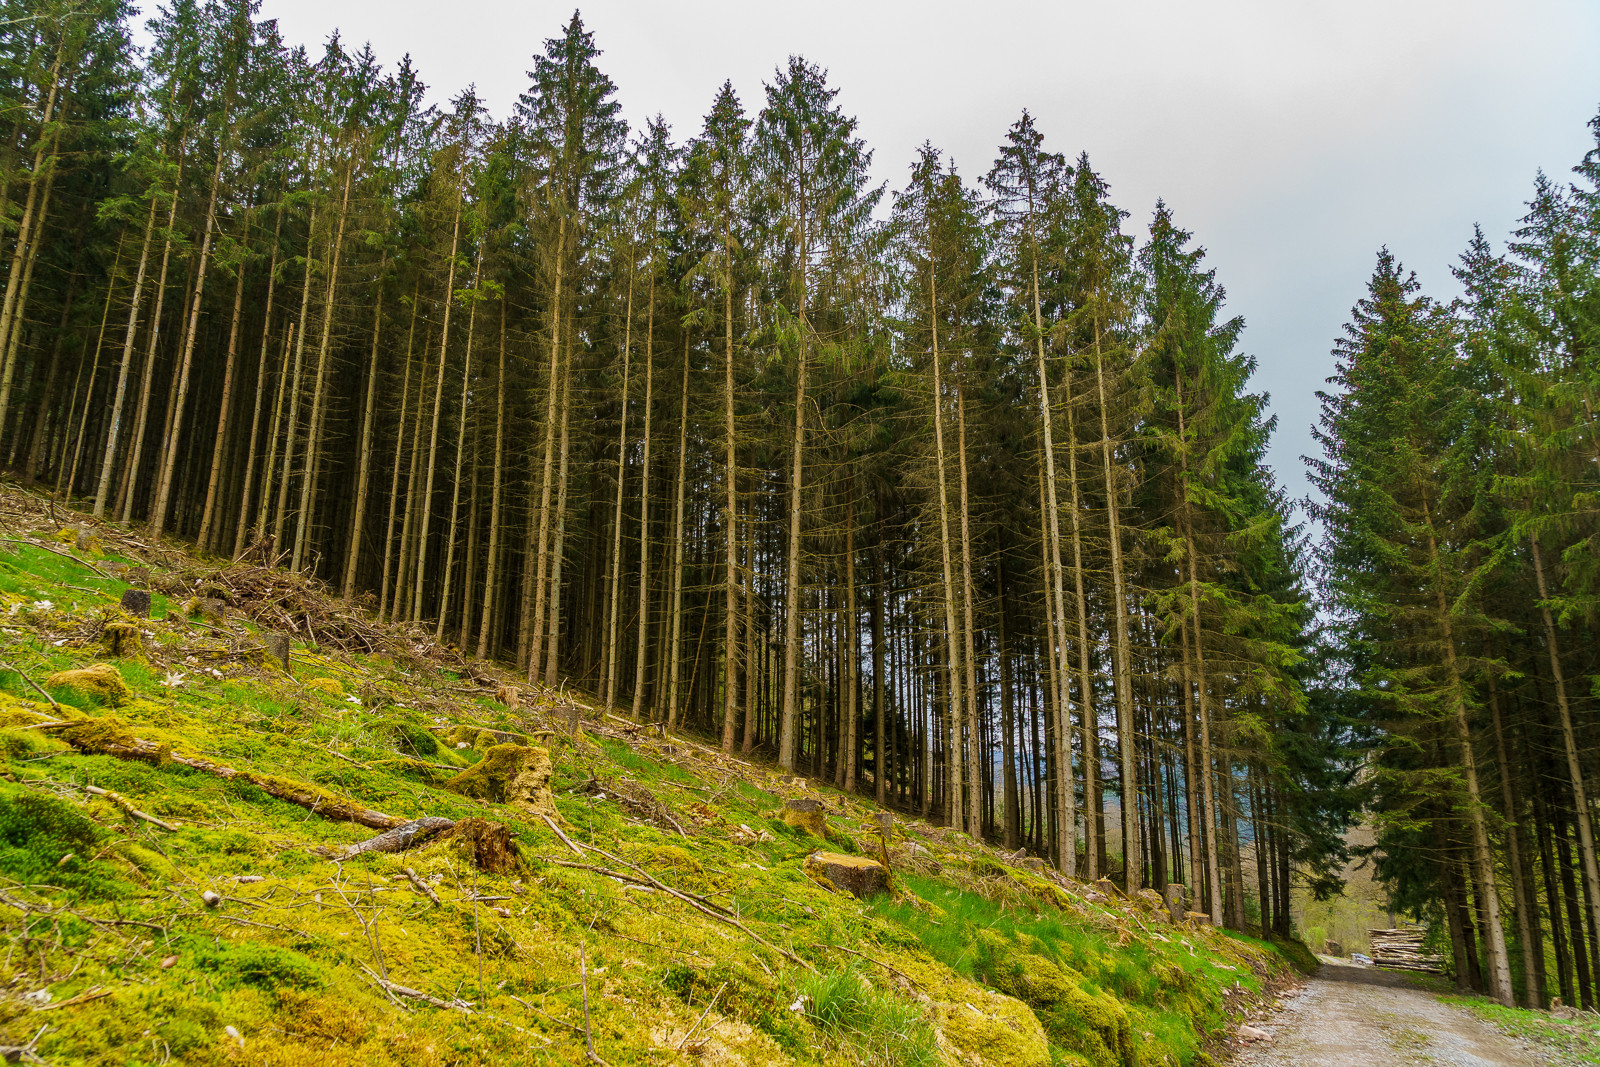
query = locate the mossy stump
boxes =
[102,622,143,658]
[779,797,827,837]
[45,664,131,707]
[445,744,559,822]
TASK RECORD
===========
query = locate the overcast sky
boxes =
[195,1,1599,513]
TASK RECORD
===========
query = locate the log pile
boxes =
[1369,927,1443,973]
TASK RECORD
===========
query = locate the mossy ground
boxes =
[0,496,1301,1066]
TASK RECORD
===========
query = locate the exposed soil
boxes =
[1228,960,1540,1066]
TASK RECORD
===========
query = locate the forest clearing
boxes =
[1,0,1600,1063]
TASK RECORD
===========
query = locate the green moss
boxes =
[45,663,132,708]
[1269,936,1319,975]
[0,783,127,899]
[187,938,327,992]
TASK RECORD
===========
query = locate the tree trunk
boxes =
[436,249,483,640]
[476,298,509,659]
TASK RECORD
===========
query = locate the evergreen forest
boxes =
[3,0,1599,1015]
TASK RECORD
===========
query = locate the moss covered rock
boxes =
[975,934,1135,1067]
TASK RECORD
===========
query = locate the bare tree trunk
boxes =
[394,326,431,622]
[120,167,186,525]
[720,241,740,751]
[343,251,388,598]
[476,298,508,659]
[1488,676,1541,1007]
[197,259,246,546]
[61,229,127,500]
[1093,331,1139,890]
[1424,498,1514,1005]
[292,163,356,570]
[254,320,295,547]
[151,137,229,539]
[778,233,809,773]
[843,500,859,792]
[379,281,421,618]
[413,195,463,621]
[528,214,569,680]
[273,209,319,544]
[631,266,656,718]
[1062,360,1097,878]
[956,380,983,837]
[665,333,691,729]
[94,197,158,519]
[604,253,635,706]
[437,249,483,640]
[232,209,284,555]
[0,47,63,428]
[1532,532,1600,1003]
[541,328,574,684]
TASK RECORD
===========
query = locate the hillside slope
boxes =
[0,484,1308,1066]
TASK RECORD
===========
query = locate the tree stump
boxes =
[805,852,889,898]
[119,589,151,618]
[102,622,143,658]
[779,797,827,837]
[1164,883,1188,925]
[265,634,292,672]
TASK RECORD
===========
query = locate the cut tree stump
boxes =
[805,852,889,899]
[119,588,151,617]
[780,797,827,836]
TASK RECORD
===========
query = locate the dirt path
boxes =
[1229,960,1539,1066]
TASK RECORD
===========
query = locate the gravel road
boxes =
[1228,960,1539,1066]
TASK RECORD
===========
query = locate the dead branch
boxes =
[0,660,61,711]
[59,727,406,830]
[332,817,456,860]
[402,867,441,906]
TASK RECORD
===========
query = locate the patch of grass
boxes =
[797,964,939,1067]
[1442,995,1600,1065]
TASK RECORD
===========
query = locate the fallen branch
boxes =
[33,985,112,1011]
[0,537,114,580]
[403,867,441,906]
[540,813,585,858]
[827,945,925,992]
[60,726,406,830]
[78,783,180,831]
[360,964,474,1013]
[0,660,61,712]
[545,853,812,973]
[675,980,727,1051]
[332,817,456,860]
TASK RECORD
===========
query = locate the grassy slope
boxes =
[0,494,1307,1067]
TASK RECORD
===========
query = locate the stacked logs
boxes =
[1369,928,1444,973]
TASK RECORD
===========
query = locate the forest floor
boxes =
[1226,959,1592,1066]
[0,478,1315,1066]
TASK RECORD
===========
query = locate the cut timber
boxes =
[60,717,406,829]
[1368,928,1443,974]
[805,852,889,899]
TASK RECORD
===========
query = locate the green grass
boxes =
[1442,995,1600,1064]
[797,964,939,1067]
